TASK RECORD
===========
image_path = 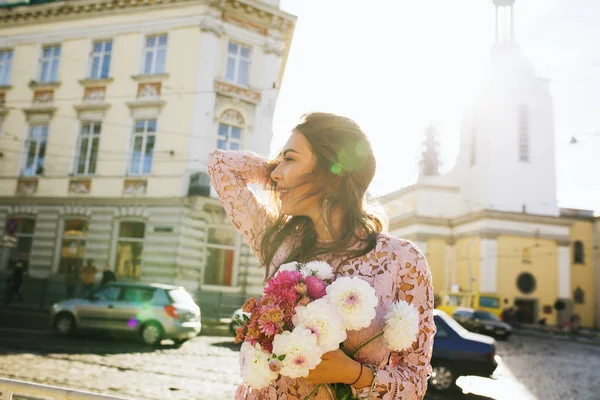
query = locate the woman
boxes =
[208,112,435,399]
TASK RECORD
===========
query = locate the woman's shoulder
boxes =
[374,232,425,259]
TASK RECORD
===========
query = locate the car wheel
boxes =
[429,362,458,392]
[53,313,76,335]
[140,322,163,346]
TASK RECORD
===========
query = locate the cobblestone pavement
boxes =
[1,322,592,400]
[495,334,600,400]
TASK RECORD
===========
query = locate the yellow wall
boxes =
[496,236,558,325]
[426,238,447,294]
[455,237,480,292]
[570,220,595,327]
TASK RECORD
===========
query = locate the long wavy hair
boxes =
[260,112,384,280]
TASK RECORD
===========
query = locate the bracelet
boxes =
[350,363,364,386]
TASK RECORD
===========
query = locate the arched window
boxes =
[573,240,584,264]
[58,219,88,274]
[217,109,244,151]
[114,221,145,279]
[6,217,36,269]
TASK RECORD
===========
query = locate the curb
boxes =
[513,329,600,347]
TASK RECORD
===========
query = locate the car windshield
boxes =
[474,311,499,321]
[168,289,196,306]
[438,312,471,337]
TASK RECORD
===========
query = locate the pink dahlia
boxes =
[264,270,303,303]
[257,305,284,337]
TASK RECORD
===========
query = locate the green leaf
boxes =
[334,384,356,400]
[242,314,250,322]
[277,354,286,361]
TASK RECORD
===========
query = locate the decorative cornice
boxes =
[114,205,149,218]
[199,16,224,37]
[58,204,93,217]
[0,0,296,38]
[263,38,284,56]
[8,203,38,216]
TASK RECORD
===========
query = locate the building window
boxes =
[0,49,13,85]
[225,42,251,86]
[518,104,529,162]
[204,226,238,286]
[40,45,61,83]
[75,122,101,175]
[470,127,476,166]
[114,221,145,279]
[23,125,48,176]
[217,123,243,151]
[89,40,112,79]
[516,272,536,294]
[129,119,156,175]
[574,287,584,304]
[58,219,88,274]
[7,218,35,269]
[143,35,167,75]
[521,247,531,263]
[573,240,584,264]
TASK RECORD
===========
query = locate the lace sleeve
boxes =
[207,149,275,265]
[356,242,435,399]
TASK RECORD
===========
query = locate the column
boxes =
[251,38,283,157]
[558,245,571,299]
[479,238,498,293]
[187,17,224,174]
[414,241,427,257]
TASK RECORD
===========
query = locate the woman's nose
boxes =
[270,165,282,182]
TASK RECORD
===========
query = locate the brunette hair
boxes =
[260,112,383,279]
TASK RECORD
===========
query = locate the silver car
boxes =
[50,282,201,346]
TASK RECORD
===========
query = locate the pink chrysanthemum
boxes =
[264,270,303,304]
[305,275,327,299]
[258,305,284,337]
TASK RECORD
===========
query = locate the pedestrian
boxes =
[80,259,98,298]
[65,263,78,299]
[208,112,435,399]
[100,263,117,285]
[4,261,25,305]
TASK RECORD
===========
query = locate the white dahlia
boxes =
[301,261,334,280]
[325,276,378,331]
[383,301,420,352]
[272,328,323,379]
[239,342,278,390]
[275,261,300,276]
[292,298,347,352]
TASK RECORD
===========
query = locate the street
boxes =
[2,312,597,400]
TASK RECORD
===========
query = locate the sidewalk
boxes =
[513,323,600,346]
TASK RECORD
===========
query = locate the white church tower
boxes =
[454,0,559,216]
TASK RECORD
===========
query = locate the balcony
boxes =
[214,78,261,105]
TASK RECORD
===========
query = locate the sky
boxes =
[271,0,600,214]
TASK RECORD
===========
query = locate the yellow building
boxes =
[381,1,597,328]
[0,0,295,300]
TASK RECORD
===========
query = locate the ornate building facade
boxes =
[0,0,295,300]
[381,0,597,328]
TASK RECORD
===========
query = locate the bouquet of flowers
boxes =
[235,260,420,399]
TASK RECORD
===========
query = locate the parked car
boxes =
[429,310,498,392]
[452,307,512,340]
[229,308,250,335]
[50,282,201,346]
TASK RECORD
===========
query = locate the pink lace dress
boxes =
[208,149,435,400]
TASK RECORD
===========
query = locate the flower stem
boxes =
[350,332,384,357]
[303,333,383,400]
[304,384,321,400]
